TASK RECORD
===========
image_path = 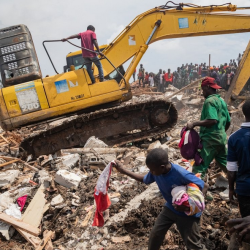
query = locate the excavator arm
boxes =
[97,3,250,88]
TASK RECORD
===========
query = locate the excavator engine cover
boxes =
[0,24,42,87]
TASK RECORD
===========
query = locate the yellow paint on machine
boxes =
[2,87,124,130]
[2,80,49,118]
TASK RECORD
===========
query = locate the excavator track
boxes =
[19,99,178,158]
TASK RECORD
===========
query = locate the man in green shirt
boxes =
[187,77,231,177]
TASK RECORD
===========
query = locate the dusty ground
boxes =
[0,85,247,250]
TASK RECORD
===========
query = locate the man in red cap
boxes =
[187,77,231,178]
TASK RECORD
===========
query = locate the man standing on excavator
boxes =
[61,25,104,84]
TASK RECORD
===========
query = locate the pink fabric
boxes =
[17,195,27,211]
[174,193,189,205]
[79,30,97,58]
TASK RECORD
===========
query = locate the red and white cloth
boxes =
[92,161,115,227]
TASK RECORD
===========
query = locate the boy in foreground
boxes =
[114,148,207,250]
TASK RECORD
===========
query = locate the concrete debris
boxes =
[147,140,161,151]
[55,170,82,188]
[0,203,22,240]
[215,175,229,189]
[51,194,64,206]
[56,154,80,169]
[0,170,20,187]
[84,136,108,148]
[38,170,51,185]
[0,87,245,250]
[219,188,230,201]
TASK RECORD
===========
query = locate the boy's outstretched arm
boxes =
[114,160,145,183]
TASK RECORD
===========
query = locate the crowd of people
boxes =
[134,53,243,92]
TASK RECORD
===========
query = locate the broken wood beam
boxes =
[81,207,94,228]
[44,230,54,250]
[0,134,9,144]
[0,156,39,171]
[0,212,40,236]
[35,230,53,250]
[16,229,42,248]
[0,159,19,168]
[165,78,205,100]
[61,147,129,154]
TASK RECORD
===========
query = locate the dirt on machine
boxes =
[19,98,177,158]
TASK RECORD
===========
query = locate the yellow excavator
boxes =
[1,2,250,158]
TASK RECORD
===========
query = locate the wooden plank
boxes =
[44,230,54,250]
[16,229,41,248]
[0,156,39,171]
[35,230,53,250]
[21,184,46,227]
[61,147,129,154]
[0,212,40,236]
[0,159,19,168]
[81,208,94,228]
[0,134,9,144]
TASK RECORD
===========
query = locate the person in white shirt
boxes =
[148,73,154,87]
[237,53,242,66]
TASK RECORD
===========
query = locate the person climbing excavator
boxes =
[1,2,250,158]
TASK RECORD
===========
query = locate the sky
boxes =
[1,0,250,80]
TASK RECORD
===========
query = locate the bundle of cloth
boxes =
[171,180,205,216]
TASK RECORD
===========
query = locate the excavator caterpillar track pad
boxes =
[19,99,178,158]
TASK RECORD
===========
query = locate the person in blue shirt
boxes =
[227,100,250,218]
[114,148,208,250]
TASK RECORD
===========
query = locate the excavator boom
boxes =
[99,4,250,84]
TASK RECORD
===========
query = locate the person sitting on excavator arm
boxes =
[61,25,104,84]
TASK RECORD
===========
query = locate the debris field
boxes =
[0,82,247,250]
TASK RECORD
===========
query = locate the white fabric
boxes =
[241,122,250,127]
[226,161,238,171]
[171,186,187,203]
[149,76,154,87]
[184,130,190,145]
[160,74,164,84]
[95,161,114,195]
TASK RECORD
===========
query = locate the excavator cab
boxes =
[64,45,107,72]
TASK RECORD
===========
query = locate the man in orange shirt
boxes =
[164,69,173,87]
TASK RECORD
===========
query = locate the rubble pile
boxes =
[0,85,246,250]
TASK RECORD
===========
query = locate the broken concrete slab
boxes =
[55,170,82,188]
[56,154,80,169]
[0,170,20,187]
[84,136,108,148]
[51,194,64,206]
[38,170,52,185]
[219,188,229,201]
[215,175,228,189]
[147,140,161,152]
